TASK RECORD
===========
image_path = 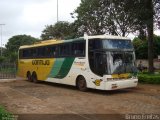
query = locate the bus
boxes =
[17,34,138,91]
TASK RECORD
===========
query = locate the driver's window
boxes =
[94,53,107,76]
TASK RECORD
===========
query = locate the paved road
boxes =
[0,80,160,120]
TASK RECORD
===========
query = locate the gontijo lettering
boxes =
[32,60,50,65]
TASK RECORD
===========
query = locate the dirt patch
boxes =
[0,80,160,119]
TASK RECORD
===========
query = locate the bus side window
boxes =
[23,49,30,58]
[59,44,70,57]
[49,46,57,57]
[89,40,102,50]
[32,48,37,58]
[72,42,85,57]
[37,47,45,58]
[45,47,50,57]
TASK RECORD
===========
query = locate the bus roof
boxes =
[19,34,130,49]
[83,34,130,40]
[19,38,83,49]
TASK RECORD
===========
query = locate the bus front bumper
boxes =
[104,79,138,90]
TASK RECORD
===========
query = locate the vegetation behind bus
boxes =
[0,35,39,63]
[132,35,160,59]
[41,21,78,40]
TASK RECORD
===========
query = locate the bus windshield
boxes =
[89,38,137,76]
[89,39,133,50]
[102,39,133,49]
[109,51,137,74]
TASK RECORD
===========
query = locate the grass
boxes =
[0,106,15,120]
[138,72,160,84]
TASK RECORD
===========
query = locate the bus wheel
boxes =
[27,72,32,82]
[32,72,38,83]
[77,76,87,92]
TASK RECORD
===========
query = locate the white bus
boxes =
[18,34,138,91]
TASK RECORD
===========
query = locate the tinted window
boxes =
[31,48,37,57]
[48,46,58,57]
[89,39,102,50]
[89,39,133,50]
[102,39,133,49]
[37,47,46,57]
[71,41,85,57]
[59,44,71,56]
[19,40,86,59]
[22,49,30,58]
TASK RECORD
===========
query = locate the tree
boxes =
[72,0,140,36]
[146,0,154,73]
[41,21,77,40]
[133,35,160,60]
[133,0,154,73]
[127,0,159,73]
[133,37,148,59]
[73,0,159,73]
[6,35,38,53]
[5,35,39,62]
[135,0,159,73]
[154,35,160,58]
[0,56,5,63]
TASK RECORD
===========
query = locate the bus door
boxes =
[94,52,107,77]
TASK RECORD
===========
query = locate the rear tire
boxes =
[27,72,32,82]
[32,72,38,83]
[77,76,87,92]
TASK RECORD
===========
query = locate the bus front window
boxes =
[109,51,137,74]
[89,38,137,76]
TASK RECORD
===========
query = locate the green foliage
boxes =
[41,21,77,40]
[154,35,160,57]
[0,63,16,74]
[0,106,15,120]
[132,35,160,59]
[0,56,6,63]
[73,0,104,35]
[5,35,39,53]
[8,52,18,63]
[72,0,159,37]
[138,73,160,84]
[4,35,39,63]
[132,37,148,59]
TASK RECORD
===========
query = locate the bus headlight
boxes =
[132,76,137,79]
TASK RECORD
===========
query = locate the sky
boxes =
[0,0,160,47]
[0,0,81,47]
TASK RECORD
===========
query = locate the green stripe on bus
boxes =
[55,57,75,78]
[49,58,65,78]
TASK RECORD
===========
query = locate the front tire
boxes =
[27,72,32,82]
[77,76,87,92]
[32,72,38,83]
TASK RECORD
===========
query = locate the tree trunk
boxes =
[147,24,154,73]
[147,0,154,73]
